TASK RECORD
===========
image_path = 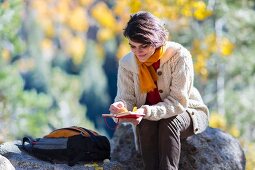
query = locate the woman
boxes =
[109,11,209,170]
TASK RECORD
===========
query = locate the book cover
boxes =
[102,112,145,119]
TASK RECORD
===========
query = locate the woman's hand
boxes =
[109,101,127,114]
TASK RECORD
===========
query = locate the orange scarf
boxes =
[136,46,165,93]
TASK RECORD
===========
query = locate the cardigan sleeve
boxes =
[114,65,136,111]
[142,50,194,120]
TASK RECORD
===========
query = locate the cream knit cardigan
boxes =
[115,41,209,134]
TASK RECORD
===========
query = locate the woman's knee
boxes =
[159,112,193,136]
[159,117,180,137]
[197,110,209,132]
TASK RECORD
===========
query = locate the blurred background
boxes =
[0,0,254,169]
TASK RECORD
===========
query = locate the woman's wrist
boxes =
[140,105,151,118]
[136,107,147,116]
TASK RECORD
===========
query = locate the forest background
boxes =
[0,0,255,169]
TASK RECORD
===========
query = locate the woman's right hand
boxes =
[109,101,127,114]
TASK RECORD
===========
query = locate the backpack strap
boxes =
[66,126,97,141]
[69,126,99,136]
[68,126,93,137]
[44,128,79,138]
[79,127,97,141]
[22,136,35,152]
[44,126,99,138]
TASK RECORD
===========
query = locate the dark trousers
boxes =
[136,111,194,170]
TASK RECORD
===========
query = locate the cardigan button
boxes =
[158,89,163,93]
[157,71,162,76]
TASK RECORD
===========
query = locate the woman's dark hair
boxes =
[123,11,168,48]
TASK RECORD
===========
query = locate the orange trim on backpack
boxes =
[44,126,99,138]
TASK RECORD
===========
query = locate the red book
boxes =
[102,112,145,119]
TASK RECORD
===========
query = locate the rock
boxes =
[0,155,15,170]
[0,125,246,170]
[111,124,143,170]
[0,141,124,170]
[111,124,246,170]
[179,127,246,170]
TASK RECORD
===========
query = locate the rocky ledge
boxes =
[0,125,246,170]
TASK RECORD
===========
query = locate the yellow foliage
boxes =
[209,112,227,130]
[31,0,55,23]
[192,38,201,47]
[129,0,142,13]
[116,40,130,59]
[91,2,117,31]
[84,162,103,169]
[1,48,11,62]
[181,4,192,17]
[79,0,93,7]
[191,39,202,54]
[41,38,53,51]
[29,0,217,79]
[66,36,86,65]
[113,1,130,33]
[67,7,88,32]
[229,125,240,138]
[97,28,114,42]
[132,0,163,18]
[192,1,213,21]
[198,67,208,79]
[55,0,70,23]
[41,19,55,38]
[205,33,217,53]
[32,0,90,33]
[31,1,48,14]
[192,33,234,79]
[191,34,233,78]
[241,140,255,170]
[176,0,188,6]
[164,6,180,20]
[31,1,58,36]
[194,53,208,79]
[195,54,207,66]
[60,28,72,42]
[113,1,129,16]
[95,167,103,170]
[219,37,235,56]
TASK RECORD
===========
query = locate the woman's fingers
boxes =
[109,101,125,113]
[109,105,117,112]
[116,102,124,108]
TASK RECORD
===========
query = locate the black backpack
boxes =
[22,126,111,166]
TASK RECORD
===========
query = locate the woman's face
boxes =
[128,39,156,62]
